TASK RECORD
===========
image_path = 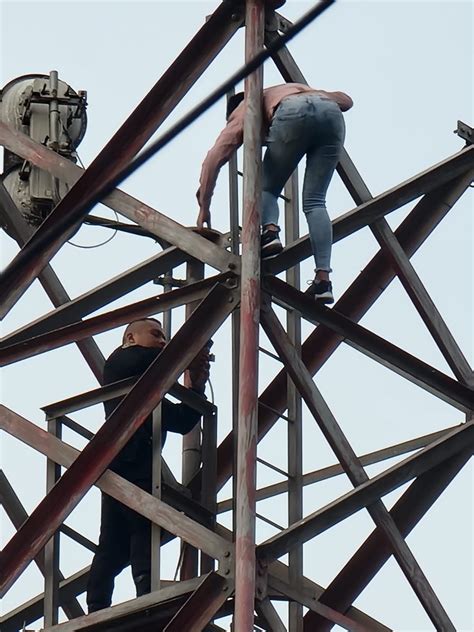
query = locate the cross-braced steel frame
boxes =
[1,1,473,631]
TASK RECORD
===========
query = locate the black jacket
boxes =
[103,345,202,480]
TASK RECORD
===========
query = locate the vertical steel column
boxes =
[151,405,162,591]
[200,406,218,573]
[228,89,241,541]
[44,416,61,626]
[0,182,105,382]
[235,1,265,630]
[162,273,174,340]
[151,269,172,589]
[284,171,303,632]
[181,258,205,580]
[48,70,60,150]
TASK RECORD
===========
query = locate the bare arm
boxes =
[196,111,244,226]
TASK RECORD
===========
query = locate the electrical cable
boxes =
[59,121,121,249]
[208,376,215,405]
[112,0,335,194]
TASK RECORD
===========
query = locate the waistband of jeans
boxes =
[281,93,333,105]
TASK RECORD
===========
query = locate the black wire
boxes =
[90,0,335,204]
[1,0,335,299]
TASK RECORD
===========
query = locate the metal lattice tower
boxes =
[1,1,473,631]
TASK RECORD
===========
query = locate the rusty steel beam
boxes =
[0,123,240,275]
[0,566,90,632]
[1,246,190,346]
[0,283,237,596]
[234,2,264,630]
[257,420,474,563]
[261,307,456,630]
[267,560,391,632]
[113,0,336,193]
[267,149,474,275]
[0,182,104,382]
[267,573,371,632]
[1,407,216,539]
[39,576,206,632]
[41,377,214,420]
[305,448,473,631]
[217,425,455,512]
[0,1,245,318]
[0,273,234,365]
[1,409,387,632]
[0,0,337,314]
[256,598,287,632]
[0,471,85,621]
[209,172,473,494]
[370,217,473,385]
[163,572,231,632]
[265,276,473,413]
[0,407,233,582]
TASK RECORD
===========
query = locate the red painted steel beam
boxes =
[0,183,104,382]
[0,122,239,275]
[305,448,472,631]
[265,275,473,412]
[1,247,190,346]
[0,0,336,319]
[163,572,230,632]
[0,1,243,319]
[0,273,233,365]
[0,472,84,620]
[1,407,229,560]
[370,217,473,386]
[212,172,473,492]
[234,2,265,631]
[0,567,89,632]
[267,147,474,275]
[257,420,474,562]
[261,307,457,630]
[0,283,237,596]
[0,405,390,632]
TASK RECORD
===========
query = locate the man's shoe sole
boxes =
[261,244,283,258]
[314,292,334,304]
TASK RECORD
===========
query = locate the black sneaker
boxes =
[307,279,334,304]
[261,228,283,258]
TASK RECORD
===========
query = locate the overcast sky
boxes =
[1,1,473,630]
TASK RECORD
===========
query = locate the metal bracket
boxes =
[217,547,234,580]
[454,120,473,145]
[255,558,268,601]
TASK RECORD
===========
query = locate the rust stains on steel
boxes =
[234,1,265,630]
[0,284,236,596]
[0,0,244,319]
[213,172,474,494]
[0,0,334,319]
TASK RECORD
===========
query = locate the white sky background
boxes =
[1,0,473,630]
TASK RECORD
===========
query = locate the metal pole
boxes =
[228,89,241,542]
[284,171,303,632]
[181,258,205,579]
[43,416,61,626]
[151,405,162,591]
[48,70,60,150]
[0,182,105,382]
[235,1,264,630]
[200,407,218,574]
[0,284,235,596]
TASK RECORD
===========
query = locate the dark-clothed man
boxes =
[196,82,353,303]
[86,318,210,613]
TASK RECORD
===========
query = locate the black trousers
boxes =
[86,479,151,612]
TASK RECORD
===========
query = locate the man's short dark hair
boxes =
[226,92,245,120]
[122,318,163,344]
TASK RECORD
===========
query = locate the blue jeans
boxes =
[262,94,345,272]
